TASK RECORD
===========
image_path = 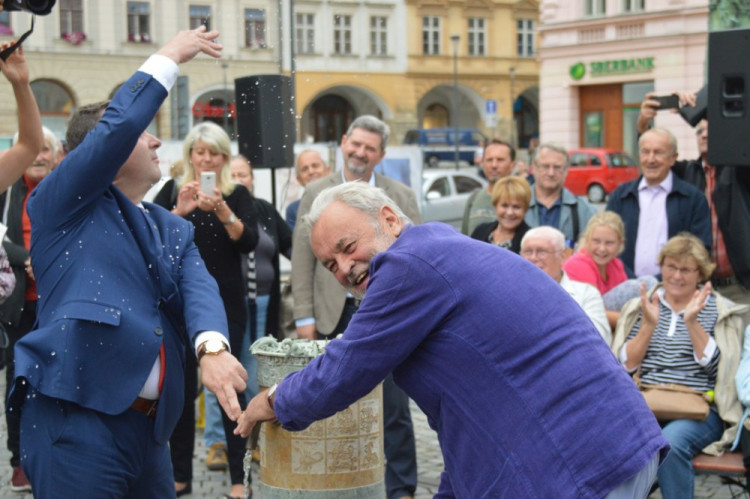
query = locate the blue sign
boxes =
[485,99,497,115]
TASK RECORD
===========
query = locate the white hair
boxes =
[521,226,566,252]
[14,126,61,157]
[303,181,410,231]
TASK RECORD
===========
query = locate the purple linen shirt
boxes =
[274,223,668,497]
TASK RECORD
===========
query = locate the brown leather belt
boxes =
[130,397,158,418]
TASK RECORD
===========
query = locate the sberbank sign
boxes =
[569,57,655,80]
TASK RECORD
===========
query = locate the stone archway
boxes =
[300,86,391,143]
[416,84,484,131]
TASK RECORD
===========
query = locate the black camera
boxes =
[3,0,56,15]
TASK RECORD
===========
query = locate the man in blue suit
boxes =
[7,27,248,497]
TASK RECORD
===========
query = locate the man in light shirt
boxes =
[606,128,711,278]
[520,226,611,344]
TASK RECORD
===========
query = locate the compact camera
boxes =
[4,0,56,15]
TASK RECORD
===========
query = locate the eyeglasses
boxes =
[662,264,699,276]
[521,247,559,258]
[535,163,566,173]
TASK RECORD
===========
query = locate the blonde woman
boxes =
[153,121,258,499]
[612,233,746,499]
[564,211,657,327]
[470,176,532,254]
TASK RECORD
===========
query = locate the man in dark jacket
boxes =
[606,127,711,278]
[638,94,750,315]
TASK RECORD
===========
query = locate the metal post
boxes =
[451,35,460,170]
[509,66,515,148]
[222,62,229,135]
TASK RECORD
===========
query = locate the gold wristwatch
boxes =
[197,338,228,362]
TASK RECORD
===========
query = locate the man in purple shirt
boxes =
[236,182,669,497]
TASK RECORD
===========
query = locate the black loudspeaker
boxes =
[235,75,296,169]
[707,28,750,167]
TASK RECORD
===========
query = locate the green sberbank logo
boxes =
[570,57,655,80]
[570,62,586,80]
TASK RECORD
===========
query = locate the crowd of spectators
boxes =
[0,31,749,496]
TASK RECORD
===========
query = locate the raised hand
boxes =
[684,282,711,324]
[639,281,660,327]
[0,42,30,86]
[156,25,223,65]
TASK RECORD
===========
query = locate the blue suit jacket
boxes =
[605,174,712,278]
[8,70,227,444]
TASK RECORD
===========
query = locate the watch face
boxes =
[205,338,225,354]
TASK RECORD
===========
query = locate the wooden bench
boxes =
[693,451,748,496]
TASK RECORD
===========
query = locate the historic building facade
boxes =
[537,0,709,159]
[0,0,540,150]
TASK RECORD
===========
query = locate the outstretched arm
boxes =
[0,43,42,194]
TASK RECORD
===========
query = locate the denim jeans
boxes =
[203,295,266,447]
[657,408,724,499]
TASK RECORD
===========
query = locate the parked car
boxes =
[404,128,487,168]
[564,148,640,203]
[421,169,487,229]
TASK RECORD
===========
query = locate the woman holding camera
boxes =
[153,121,258,499]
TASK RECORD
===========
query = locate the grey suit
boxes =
[290,170,421,498]
[291,171,422,335]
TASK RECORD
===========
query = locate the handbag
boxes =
[639,382,711,422]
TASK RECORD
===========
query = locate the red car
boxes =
[564,148,640,203]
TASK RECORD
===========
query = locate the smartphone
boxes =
[653,94,680,110]
[200,171,216,195]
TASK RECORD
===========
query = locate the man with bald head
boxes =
[606,127,711,278]
[285,149,330,230]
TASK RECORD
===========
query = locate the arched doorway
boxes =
[192,89,237,139]
[311,95,354,143]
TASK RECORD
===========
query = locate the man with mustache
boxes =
[237,181,670,498]
[290,115,420,499]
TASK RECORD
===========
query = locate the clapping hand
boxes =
[639,281,660,327]
[684,282,711,324]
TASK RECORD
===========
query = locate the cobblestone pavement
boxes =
[0,376,742,498]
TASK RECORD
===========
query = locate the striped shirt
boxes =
[625,291,720,392]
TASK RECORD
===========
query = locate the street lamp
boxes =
[509,66,516,148]
[221,62,230,135]
[451,34,460,170]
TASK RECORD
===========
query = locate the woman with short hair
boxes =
[611,233,746,499]
[470,176,531,254]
